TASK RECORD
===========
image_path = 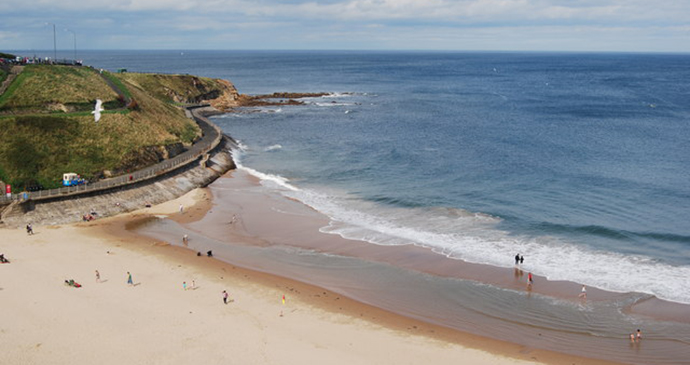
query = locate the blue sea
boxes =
[68,50,690,305]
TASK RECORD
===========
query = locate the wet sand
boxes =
[133,170,690,364]
[1,190,555,365]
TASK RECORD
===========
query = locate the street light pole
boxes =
[52,23,56,61]
[46,22,57,62]
[65,28,76,62]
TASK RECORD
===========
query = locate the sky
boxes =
[1,0,689,53]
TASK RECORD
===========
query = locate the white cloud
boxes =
[2,0,689,51]
[7,0,690,23]
[231,0,689,25]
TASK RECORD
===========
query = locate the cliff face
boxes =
[203,79,240,111]
[117,73,240,111]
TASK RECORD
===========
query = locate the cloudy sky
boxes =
[2,0,689,53]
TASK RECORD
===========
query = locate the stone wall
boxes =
[1,136,237,227]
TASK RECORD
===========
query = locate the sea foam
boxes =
[232,149,690,304]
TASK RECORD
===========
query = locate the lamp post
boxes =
[46,22,57,62]
[65,28,76,62]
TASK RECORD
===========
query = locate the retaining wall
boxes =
[1,135,236,227]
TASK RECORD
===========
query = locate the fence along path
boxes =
[0,105,222,204]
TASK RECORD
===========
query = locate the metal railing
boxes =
[0,105,223,204]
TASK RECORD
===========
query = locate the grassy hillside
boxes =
[0,65,237,190]
[0,65,121,113]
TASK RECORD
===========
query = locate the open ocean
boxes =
[70,50,690,304]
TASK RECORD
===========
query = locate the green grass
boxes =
[0,67,26,107]
[102,70,132,100]
[0,65,119,113]
[0,115,114,189]
[0,65,237,190]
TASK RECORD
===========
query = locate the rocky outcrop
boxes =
[234,92,332,108]
[158,76,241,111]
[203,79,241,111]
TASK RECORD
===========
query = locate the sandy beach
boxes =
[0,188,571,365]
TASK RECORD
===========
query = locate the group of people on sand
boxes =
[515,253,590,297]
[513,253,645,343]
[96,268,233,306]
[82,209,99,221]
[514,253,533,287]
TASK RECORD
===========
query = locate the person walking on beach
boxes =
[26,223,34,235]
[95,270,101,283]
[127,272,133,286]
[179,204,184,214]
[183,281,187,291]
[222,290,229,304]
[527,272,533,286]
[579,285,587,299]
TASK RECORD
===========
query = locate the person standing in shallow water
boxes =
[527,272,533,286]
[515,253,520,265]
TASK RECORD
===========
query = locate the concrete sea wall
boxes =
[1,135,236,227]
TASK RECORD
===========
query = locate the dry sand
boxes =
[0,189,544,365]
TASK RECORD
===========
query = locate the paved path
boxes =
[0,65,23,95]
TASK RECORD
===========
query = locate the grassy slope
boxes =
[0,65,220,190]
[0,65,120,113]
